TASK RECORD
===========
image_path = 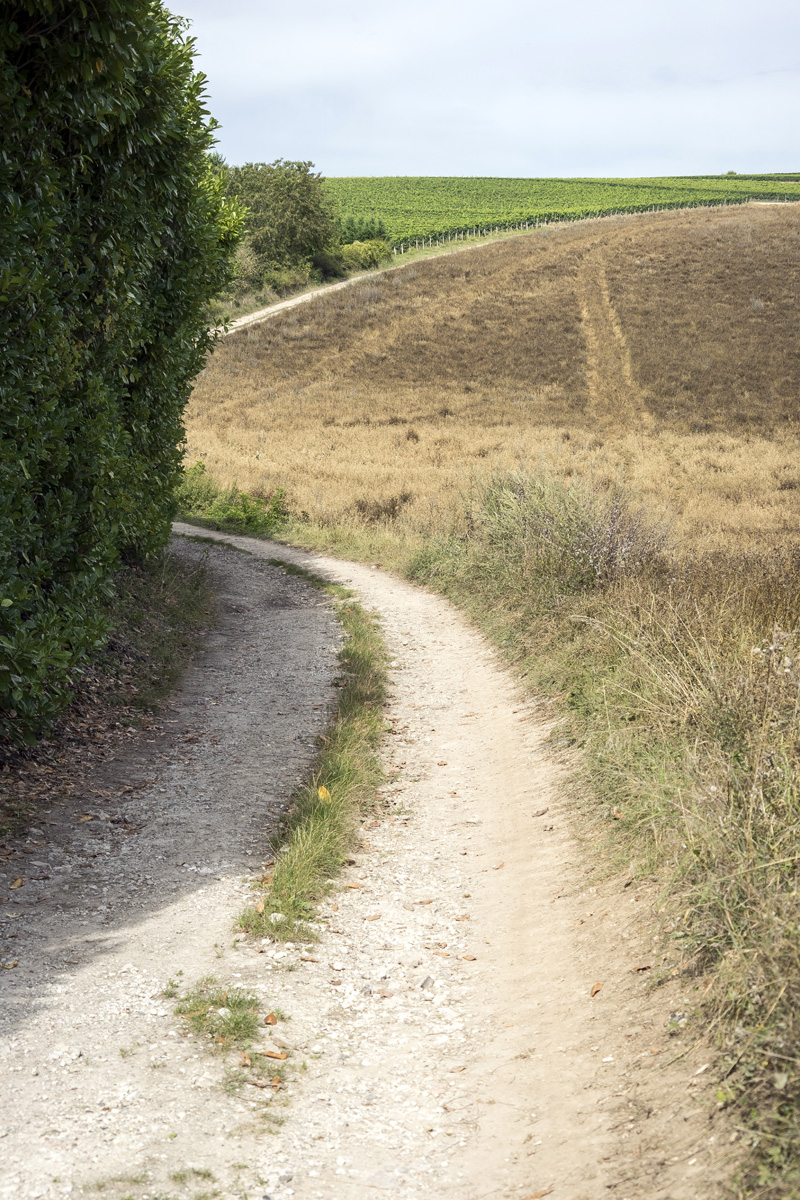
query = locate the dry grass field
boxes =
[186,202,800,552]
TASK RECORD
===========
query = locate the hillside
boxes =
[187,202,800,551]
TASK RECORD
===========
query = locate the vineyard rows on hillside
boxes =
[323,174,800,245]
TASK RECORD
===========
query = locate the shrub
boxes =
[175,463,288,536]
[340,239,393,271]
[226,159,340,273]
[0,1,241,745]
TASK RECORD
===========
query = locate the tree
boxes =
[226,160,340,271]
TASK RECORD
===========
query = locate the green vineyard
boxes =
[323,174,800,247]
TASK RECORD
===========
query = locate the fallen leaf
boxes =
[462,954,476,961]
[254,899,265,914]
[416,899,434,906]
[240,1052,251,1067]
[258,1050,287,1060]
[271,1074,281,1089]
[214,1036,226,1044]
[364,913,381,921]
[591,981,603,997]
[456,914,470,921]
[631,963,652,973]
[9,878,23,889]
[613,808,623,819]
[346,882,365,889]
[300,955,319,963]
[264,1013,278,1026]
[78,815,93,823]
[318,786,331,801]
[1,960,18,970]
[434,951,450,957]
[437,761,448,766]
[246,1078,269,1089]
[375,987,394,998]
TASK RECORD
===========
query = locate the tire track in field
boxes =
[576,255,651,427]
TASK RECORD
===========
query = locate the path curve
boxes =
[170,525,734,1200]
[0,528,733,1199]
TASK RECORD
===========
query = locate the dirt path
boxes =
[0,529,734,1199]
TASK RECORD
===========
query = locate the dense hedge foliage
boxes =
[0,0,241,745]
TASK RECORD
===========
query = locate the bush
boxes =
[340,239,394,271]
[0,1,241,745]
[176,463,288,536]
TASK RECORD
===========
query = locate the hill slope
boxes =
[187,202,800,551]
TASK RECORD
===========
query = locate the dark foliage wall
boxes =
[0,0,241,744]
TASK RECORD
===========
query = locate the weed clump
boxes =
[173,977,261,1047]
[175,462,288,536]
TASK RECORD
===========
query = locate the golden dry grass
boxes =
[186,202,800,551]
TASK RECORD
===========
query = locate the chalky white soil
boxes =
[0,528,735,1200]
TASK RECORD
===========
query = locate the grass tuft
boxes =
[175,461,288,537]
[173,977,261,1048]
[238,569,387,942]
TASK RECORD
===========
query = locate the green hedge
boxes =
[0,0,241,745]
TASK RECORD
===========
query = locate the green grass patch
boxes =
[173,976,261,1047]
[175,461,288,536]
[239,567,387,942]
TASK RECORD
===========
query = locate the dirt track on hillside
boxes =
[0,529,736,1199]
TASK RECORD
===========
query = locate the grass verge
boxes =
[238,562,387,943]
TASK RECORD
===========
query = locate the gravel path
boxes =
[0,528,734,1199]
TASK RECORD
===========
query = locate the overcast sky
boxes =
[174,0,800,177]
